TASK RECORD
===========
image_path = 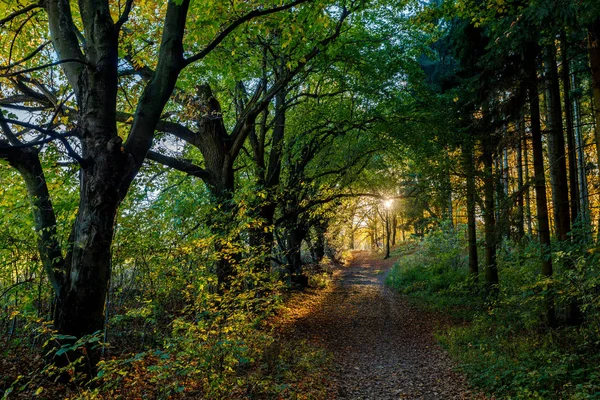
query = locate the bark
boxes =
[45,0,190,365]
[482,136,498,292]
[572,73,590,231]
[589,18,600,175]
[516,118,525,241]
[560,34,583,325]
[312,221,327,263]
[391,213,397,246]
[463,141,479,277]
[384,210,391,259]
[249,87,287,270]
[45,0,124,368]
[544,45,570,241]
[496,152,510,240]
[441,164,453,227]
[561,33,580,227]
[503,147,509,197]
[372,219,378,249]
[1,146,65,296]
[523,123,533,237]
[285,219,308,284]
[527,45,555,326]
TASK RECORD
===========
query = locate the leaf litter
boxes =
[278,250,488,399]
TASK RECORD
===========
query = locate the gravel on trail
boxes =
[283,250,485,400]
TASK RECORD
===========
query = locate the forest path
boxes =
[286,250,479,399]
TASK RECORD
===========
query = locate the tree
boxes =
[0,0,317,369]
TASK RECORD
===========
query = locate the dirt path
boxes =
[287,251,478,399]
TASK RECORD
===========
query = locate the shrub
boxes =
[386,227,600,399]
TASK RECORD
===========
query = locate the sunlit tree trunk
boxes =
[561,33,581,228]
[523,122,533,237]
[588,19,600,179]
[516,117,525,241]
[544,45,571,241]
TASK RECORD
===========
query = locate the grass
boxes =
[386,231,600,399]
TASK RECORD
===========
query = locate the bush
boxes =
[386,228,480,318]
[386,227,600,399]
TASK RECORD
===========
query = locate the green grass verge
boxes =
[386,232,600,399]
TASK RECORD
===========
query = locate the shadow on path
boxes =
[287,250,480,399]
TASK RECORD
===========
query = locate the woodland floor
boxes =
[279,250,485,399]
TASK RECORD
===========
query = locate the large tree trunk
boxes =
[463,141,479,278]
[312,221,327,263]
[193,85,240,287]
[42,0,189,373]
[50,4,124,371]
[544,45,571,241]
[285,219,308,285]
[54,151,122,340]
[249,89,287,270]
[2,146,66,296]
[528,45,555,326]
[207,176,236,289]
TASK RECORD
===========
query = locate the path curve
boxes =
[289,251,479,399]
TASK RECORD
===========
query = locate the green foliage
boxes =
[1,165,333,398]
[387,230,600,399]
[74,271,330,399]
[386,227,480,319]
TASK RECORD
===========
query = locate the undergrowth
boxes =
[1,268,333,400]
[386,228,600,399]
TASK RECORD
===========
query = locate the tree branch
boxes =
[0,3,41,26]
[182,0,311,67]
[0,58,89,78]
[45,0,86,90]
[0,118,81,162]
[116,0,134,31]
[0,41,52,70]
[146,150,213,183]
[122,0,190,186]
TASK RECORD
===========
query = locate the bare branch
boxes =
[116,0,134,31]
[116,112,197,143]
[0,58,90,78]
[0,118,82,162]
[146,150,212,183]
